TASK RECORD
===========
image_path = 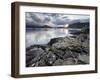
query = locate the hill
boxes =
[68,22,89,29]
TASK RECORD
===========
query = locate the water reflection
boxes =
[26,28,71,48]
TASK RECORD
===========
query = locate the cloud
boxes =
[26,12,89,28]
[26,12,46,26]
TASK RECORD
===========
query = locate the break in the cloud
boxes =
[26,12,89,28]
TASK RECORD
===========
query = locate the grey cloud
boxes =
[26,12,90,28]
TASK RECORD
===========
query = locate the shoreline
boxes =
[26,32,89,67]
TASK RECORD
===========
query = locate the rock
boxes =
[70,46,82,53]
[45,47,50,52]
[76,34,89,48]
[49,36,81,49]
[81,47,89,55]
[82,39,89,49]
[49,38,64,49]
[78,54,89,64]
[26,55,34,64]
[45,51,56,66]
[30,54,48,67]
[64,51,71,57]
[30,62,39,67]
[53,59,63,66]
[36,59,47,66]
[37,54,47,66]
[26,47,44,56]
[54,50,65,59]
[26,47,46,67]
[48,37,64,45]
[62,58,75,65]
[52,42,66,49]
[64,49,79,59]
[63,50,73,59]
[81,27,89,34]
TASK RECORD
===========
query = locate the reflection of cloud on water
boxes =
[26,28,70,48]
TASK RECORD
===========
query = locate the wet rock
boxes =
[52,42,66,49]
[62,58,75,65]
[26,47,46,67]
[30,62,39,67]
[48,37,63,45]
[45,47,50,52]
[49,37,81,49]
[26,48,44,56]
[37,54,47,66]
[53,59,63,66]
[64,49,79,59]
[70,46,82,53]
[63,50,73,59]
[78,54,89,64]
[54,50,65,59]
[48,37,69,48]
[31,60,47,67]
[38,60,47,66]
[26,55,34,64]
[45,51,56,66]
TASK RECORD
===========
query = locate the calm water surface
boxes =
[26,28,73,48]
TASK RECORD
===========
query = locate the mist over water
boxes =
[26,28,71,48]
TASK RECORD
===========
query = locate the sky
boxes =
[26,12,90,28]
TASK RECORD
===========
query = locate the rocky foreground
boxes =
[26,31,89,67]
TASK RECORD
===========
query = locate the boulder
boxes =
[54,50,65,59]
[62,58,75,65]
[63,50,73,59]
[78,54,89,64]
[26,47,46,67]
[49,36,81,49]
[37,59,47,66]
[53,59,63,66]
[45,51,56,66]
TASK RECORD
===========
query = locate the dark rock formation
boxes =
[53,59,63,66]
[26,48,46,67]
[45,51,56,66]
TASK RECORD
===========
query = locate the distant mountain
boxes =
[26,24,52,28]
[26,24,66,28]
[42,25,52,28]
[68,22,89,35]
[26,24,41,28]
[68,22,89,29]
